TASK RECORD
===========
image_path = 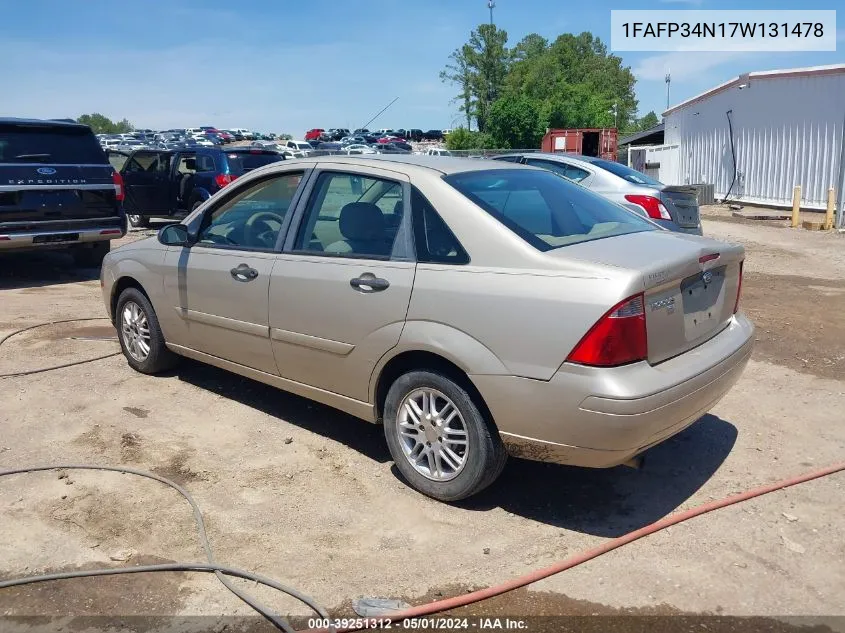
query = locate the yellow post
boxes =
[791,185,801,228]
[824,187,835,230]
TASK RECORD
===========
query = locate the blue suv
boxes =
[109,146,284,228]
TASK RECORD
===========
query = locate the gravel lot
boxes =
[1,218,844,631]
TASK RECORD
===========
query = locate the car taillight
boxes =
[112,170,124,202]
[566,293,648,367]
[625,195,671,221]
[215,173,235,188]
[734,261,743,314]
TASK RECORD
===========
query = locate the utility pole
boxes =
[488,0,495,26]
[665,71,671,110]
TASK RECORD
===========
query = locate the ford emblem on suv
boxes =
[36,167,57,175]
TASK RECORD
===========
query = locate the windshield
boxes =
[591,158,664,187]
[225,152,283,175]
[444,169,655,251]
[0,124,108,164]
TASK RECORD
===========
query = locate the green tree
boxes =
[503,32,638,131]
[638,111,660,130]
[441,24,509,132]
[445,127,496,151]
[439,45,475,129]
[486,94,543,149]
[76,113,134,134]
[441,28,640,148]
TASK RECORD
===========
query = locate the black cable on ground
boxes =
[0,465,332,633]
[0,317,121,378]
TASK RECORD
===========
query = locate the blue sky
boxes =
[1,0,841,136]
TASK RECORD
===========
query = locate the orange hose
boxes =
[309,462,845,632]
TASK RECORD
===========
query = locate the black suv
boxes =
[0,118,126,266]
[108,146,284,228]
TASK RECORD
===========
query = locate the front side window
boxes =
[197,172,303,250]
[294,171,405,259]
[444,169,655,251]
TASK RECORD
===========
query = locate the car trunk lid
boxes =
[553,230,743,364]
[660,185,700,228]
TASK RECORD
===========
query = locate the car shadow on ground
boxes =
[174,359,737,536]
[458,414,738,536]
[172,359,391,464]
[0,251,100,290]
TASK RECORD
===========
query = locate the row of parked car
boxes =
[305,128,450,143]
[98,127,278,153]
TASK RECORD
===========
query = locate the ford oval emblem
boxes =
[36,167,57,175]
[702,271,713,284]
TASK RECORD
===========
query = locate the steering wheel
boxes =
[244,211,284,248]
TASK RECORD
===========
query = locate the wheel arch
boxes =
[372,350,496,430]
[110,276,152,322]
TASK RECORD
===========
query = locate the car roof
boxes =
[0,117,91,130]
[497,151,605,166]
[280,154,528,176]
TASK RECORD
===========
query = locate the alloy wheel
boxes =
[120,300,151,362]
[396,388,469,481]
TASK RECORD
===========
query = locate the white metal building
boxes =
[656,64,845,222]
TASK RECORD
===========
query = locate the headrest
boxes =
[338,202,385,241]
[184,158,197,171]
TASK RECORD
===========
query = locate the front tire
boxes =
[115,288,178,374]
[384,370,507,501]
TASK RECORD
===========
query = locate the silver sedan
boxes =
[101,155,752,501]
[492,152,703,235]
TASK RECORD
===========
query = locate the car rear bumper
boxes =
[0,225,126,251]
[471,313,754,467]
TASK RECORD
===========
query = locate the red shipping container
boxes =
[540,128,618,161]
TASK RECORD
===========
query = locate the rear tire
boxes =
[383,370,507,501]
[127,214,150,229]
[115,287,178,374]
[71,241,110,268]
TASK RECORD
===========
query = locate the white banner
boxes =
[610,10,837,52]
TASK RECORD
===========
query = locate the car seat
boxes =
[324,202,391,257]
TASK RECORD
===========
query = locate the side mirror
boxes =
[158,223,191,247]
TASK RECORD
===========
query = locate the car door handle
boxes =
[230,264,259,282]
[350,274,389,292]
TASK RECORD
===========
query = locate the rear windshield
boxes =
[0,124,108,164]
[444,169,655,250]
[591,158,663,187]
[225,151,282,175]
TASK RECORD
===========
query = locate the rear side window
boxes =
[0,124,107,164]
[411,187,469,264]
[525,158,590,183]
[444,169,655,251]
[591,158,663,187]
[226,152,283,176]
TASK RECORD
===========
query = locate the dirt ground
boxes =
[1,218,844,632]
